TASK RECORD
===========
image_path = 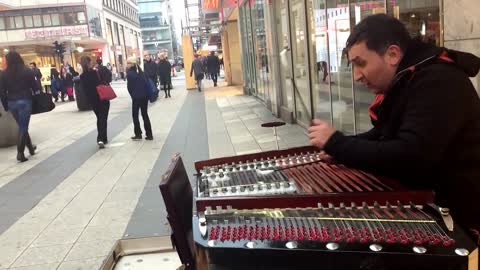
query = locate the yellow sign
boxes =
[39,66,52,86]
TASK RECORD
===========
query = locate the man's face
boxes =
[29,64,34,69]
[145,55,151,61]
[348,41,402,94]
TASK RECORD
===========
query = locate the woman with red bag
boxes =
[79,56,110,149]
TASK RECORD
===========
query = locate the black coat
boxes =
[0,68,36,108]
[144,60,157,80]
[79,69,102,108]
[206,55,220,74]
[324,40,480,228]
[157,59,172,83]
[127,68,149,99]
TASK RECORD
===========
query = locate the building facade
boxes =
[139,0,177,58]
[0,0,142,76]
[236,0,480,135]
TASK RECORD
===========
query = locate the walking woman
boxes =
[0,52,37,162]
[157,54,172,98]
[126,57,153,141]
[79,56,110,149]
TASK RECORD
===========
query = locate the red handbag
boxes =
[96,71,117,101]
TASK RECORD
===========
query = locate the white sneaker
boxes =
[98,141,105,149]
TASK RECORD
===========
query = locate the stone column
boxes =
[0,105,18,148]
[444,0,480,92]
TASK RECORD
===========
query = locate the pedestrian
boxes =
[206,51,220,87]
[0,52,37,162]
[29,62,43,91]
[202,55,210,80]
[143,55,157,87]
[95,57,113,85]
[112,64,118,81]
[58,67,67,102]
[308,14,480,250]
[79,56,110,149]
[190,54,205,92]
[157,54,172,98]
[126,57,153,141]
[50,68,61,102]
[65,67,77,101]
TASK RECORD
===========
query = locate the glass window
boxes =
[33,15,42,27]
[275,0,294,111]
[388,0,440,45]
[290,0,312,127]
[308,0,332,123]
[6,17,15,29]
[14,16,23,28]
[77,12,86,24]
[64,12,75,25]
[43,14,52,26]
[51,14,60,26]
[0,18,4,30]
[24,15,33,28]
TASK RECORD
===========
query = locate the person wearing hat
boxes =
[126,57,153,141]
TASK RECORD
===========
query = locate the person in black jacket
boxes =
[206,51,220,87]
[157,54,172,98]
[143,55,157,87]
[126,57,153,140]
[308,14,480,244]
[29,62,43,91]
[0,52,37,162]
[79,56,110,149]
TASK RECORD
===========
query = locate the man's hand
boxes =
[308,119,336,149]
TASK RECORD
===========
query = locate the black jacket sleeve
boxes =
[353,127,380,140]
[324,66,472,172]
[0,72,6,110]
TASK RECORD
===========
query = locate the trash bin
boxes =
[74,76,92,111]
[0,104,18,147]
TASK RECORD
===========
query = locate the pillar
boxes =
[182,34,197,90]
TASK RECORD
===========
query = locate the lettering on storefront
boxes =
[25,25,89,40]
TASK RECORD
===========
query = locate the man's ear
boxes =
[385,45,403,66]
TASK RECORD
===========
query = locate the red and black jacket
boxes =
[324,40,480,229]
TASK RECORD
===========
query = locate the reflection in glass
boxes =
[251,0,270,101]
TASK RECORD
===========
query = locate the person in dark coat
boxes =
[157,54,172,98]
[50,68,61,102]
[64,67,76,101]
[190,54,205,92]
[308,14,480,247]
[0,52,37,162]
[79,56,110,149]
[29,62,43,91]
[206,51,220,87]
[127,57,153,140]
[143,55,158,87]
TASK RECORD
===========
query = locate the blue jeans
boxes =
[8,99,32,134]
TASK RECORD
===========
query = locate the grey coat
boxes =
[190,58,205,77]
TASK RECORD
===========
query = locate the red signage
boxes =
[25,25,89,40]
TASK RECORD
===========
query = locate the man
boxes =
[190,54,205,92]
[29,62,43,90]
[143,55,157,87]
[308,14,480,241]
[206,51,220,87]
[95,58,112,85]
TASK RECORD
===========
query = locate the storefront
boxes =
[238,0,442,134]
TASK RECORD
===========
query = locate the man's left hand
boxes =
[308,119,336,149]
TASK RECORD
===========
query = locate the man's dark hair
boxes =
[30,62,37,67]
[346,14,411,55]
[96,57,103,65]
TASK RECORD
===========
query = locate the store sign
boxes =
[25,25,89,40]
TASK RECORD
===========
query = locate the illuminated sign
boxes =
[25,25,89,40]
[203,0,219,10]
